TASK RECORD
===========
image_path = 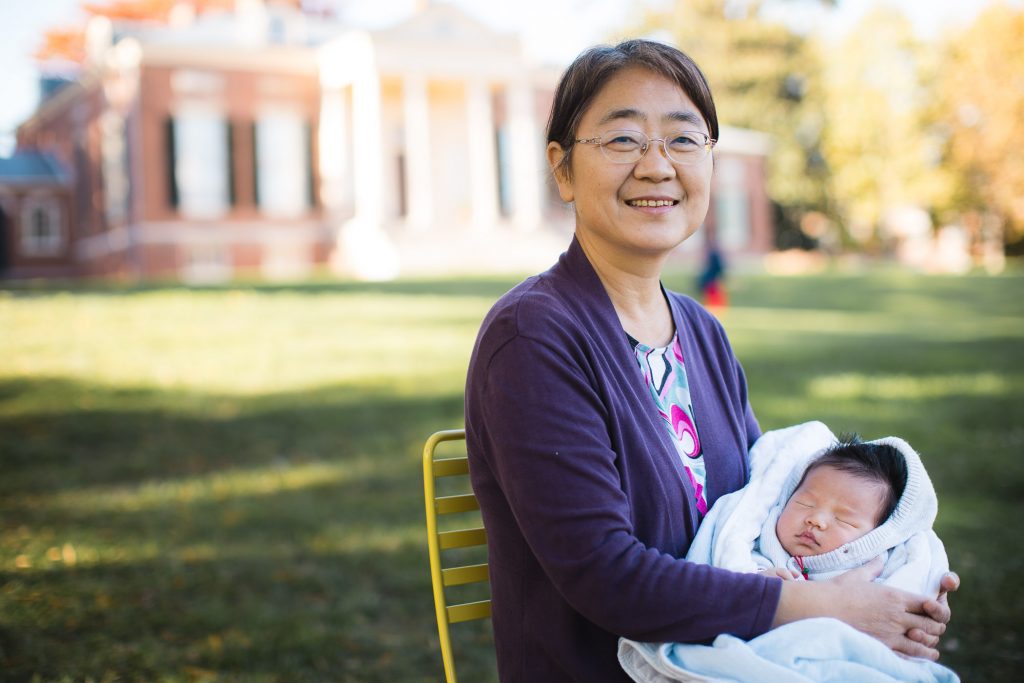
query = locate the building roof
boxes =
[0,151,70,187]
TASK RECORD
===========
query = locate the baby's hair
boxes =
[803,433,908,525]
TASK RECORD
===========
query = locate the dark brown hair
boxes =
[546,39,719,179]
[802,434,909,525]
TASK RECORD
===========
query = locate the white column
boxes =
[350,65,383,228]
[466,79,499,231]
[508,80,542,231]
[324,31,398,280]
[403,74,433,232]
[318,86,348,218]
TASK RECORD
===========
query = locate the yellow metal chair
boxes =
[422,429,492,683]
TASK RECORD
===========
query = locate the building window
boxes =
[20,199,64,256]
[254,110,310,218]
[714,157,751,251]
[172,109,230,219]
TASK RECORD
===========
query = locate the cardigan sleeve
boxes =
[475,330,781,642]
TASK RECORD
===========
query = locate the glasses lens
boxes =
[600,131,645,163]
[665,132,708,164]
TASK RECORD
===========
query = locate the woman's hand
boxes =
[773,558,948,660]
[830,560,947,659]
[907,571,959,649]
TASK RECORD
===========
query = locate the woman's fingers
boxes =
[921,596,952,626]
[891,634,940,661]
[938,571,960,598]
[906,627,941,649]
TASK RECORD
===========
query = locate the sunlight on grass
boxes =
[0,290,490,396]
[310,523,424,554]
[809,372,1014,400]
[724,306,1023,340]
[20,460,372,514]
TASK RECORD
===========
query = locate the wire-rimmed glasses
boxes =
[574,130,716,165]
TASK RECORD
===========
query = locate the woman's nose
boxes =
[633,139,676,181]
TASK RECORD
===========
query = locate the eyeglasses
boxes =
[574,130,716,165]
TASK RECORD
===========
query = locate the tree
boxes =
[815,5,943,245]
[936,2,1024,250]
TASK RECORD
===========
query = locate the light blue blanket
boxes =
[618,618,959,683]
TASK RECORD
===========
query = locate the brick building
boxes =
[2,0,773,282]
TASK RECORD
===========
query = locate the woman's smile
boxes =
[624,196,680,211]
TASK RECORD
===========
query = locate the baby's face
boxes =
[776,465,887,557]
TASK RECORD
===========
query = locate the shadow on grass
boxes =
[1,378,495,681]
[0,377,464,494]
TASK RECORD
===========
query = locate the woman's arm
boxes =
[771,559,951,659]
[469,330,779,642]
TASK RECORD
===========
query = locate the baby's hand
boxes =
[769,567,801,581]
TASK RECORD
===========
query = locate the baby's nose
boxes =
[807,514,827,529]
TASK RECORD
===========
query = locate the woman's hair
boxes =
[545,39,719,179]
[803,434,909,525]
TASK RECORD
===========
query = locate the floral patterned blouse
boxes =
[629,333,708,515]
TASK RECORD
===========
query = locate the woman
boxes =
[464,39,957,682]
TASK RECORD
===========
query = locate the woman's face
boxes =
[547,66,713,263]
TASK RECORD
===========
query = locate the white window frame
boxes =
[173,105,230,219]
[254,107,310,218]
[20,196,64,257]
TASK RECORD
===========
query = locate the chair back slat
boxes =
[447,600,493,624]
[442,563,489,587]
[433,456,470,477]
[439,527,487,550]
[435,493,480,515]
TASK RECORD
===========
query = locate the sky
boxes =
[0,0,1006,155]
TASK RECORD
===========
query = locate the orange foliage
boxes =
[79,0,235,22]
[34,0,238,64]
[34,27,87,64]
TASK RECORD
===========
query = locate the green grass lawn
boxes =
[1,268,1022,682]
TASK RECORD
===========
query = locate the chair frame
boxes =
[423,429,491,683]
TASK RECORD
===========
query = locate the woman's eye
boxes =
[669,133,700,148]
[605,133,643,148]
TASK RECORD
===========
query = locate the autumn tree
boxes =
[936,2,1024,251]
[815,5,945,245]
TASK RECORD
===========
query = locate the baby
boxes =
[618,423,956,683]
[683,420,949,596]
[766,436,907,581]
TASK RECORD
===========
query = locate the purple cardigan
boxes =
[464,238,782,681]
